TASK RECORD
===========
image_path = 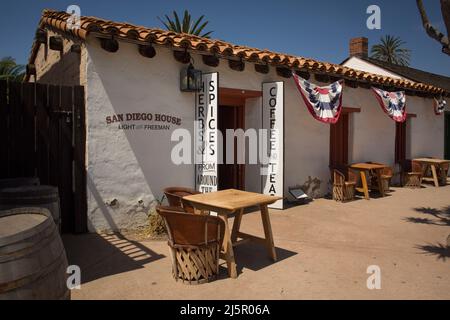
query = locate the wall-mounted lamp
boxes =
[180,62,202,92]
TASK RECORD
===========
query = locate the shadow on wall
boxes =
[405,206,450,261]
[37,49,81,86]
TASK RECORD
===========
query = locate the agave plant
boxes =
[0,57,25,82]
[370,35,411,66]
[158,10,213,38]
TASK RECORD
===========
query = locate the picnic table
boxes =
[183,189,281,279]
[413,158,450,187]
[349,162,389,200]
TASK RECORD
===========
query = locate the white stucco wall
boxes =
[85,37,445,232]
[86,40,196,232]
[343,57,405,79]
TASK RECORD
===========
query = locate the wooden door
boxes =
[445,112,450,160]
[330,113,349,168]
[218,105,245,190]
[0,81,87,234]
[395,121,407,163]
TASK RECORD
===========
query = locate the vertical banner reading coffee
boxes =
[261,82,284,209]
[195,73,219,193]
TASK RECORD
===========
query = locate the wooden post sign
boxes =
[262,82,284,209]
[195,72,219,193]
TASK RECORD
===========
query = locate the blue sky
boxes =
[1,0,449,76]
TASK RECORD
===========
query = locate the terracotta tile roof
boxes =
[29,9,447,95]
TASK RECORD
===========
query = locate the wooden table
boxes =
[183,189,281,279]
[349,163,388,200]
[413,158,450,187]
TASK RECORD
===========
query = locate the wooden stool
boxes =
[157,206,224,285]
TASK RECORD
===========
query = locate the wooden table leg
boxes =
[260,205,277,262]
[218,213,238,279]
[375,169,385,197]
[430,164,440,187]
[231,209,244,243]
[360,170,370,200]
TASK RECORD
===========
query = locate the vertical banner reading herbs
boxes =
[195,73,219,193]
[262,82,284,209]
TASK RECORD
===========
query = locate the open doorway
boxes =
[218,105,245,190]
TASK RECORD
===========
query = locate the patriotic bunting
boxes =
[371,87,407,123]
[433,97,446,115]
[292,73,344,124]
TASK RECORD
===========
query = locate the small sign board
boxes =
[195,72,219,193]
[261,81,285,209]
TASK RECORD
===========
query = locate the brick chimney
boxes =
[349,37,368,58]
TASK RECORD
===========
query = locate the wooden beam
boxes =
[342,107,361,113]
[26,64,36,77]
[173,50,190,64]
[229,59,245,71]
[202,54,219,67]
[35,28,47,44]
[49,36,64,52]
[295,70,310,80]
[276,67,292,78]
[220,87,262,98]
[138,44,156,58]
[255,64,269,74]
[314,73,330,83]
[100,38,119,53]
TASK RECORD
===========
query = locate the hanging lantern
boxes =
[180,63,202,92]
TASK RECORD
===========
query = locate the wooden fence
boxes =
[0,80,87,233]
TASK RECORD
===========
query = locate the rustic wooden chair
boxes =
[156,206,224,285]
[367,163,394,192]
[400,160,423,188]
[163,187,202,214]
[331,165,356,202]
[437,162,449,186]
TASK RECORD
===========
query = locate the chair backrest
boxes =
[381,166,393,176]
[163,187,201,213]
[332,169,346,185]
[411,160,423,173]
[157,206,224,247]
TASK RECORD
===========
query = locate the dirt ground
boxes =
[63,184,450,300]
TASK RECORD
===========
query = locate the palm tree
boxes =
[370,35,411,66]
[158,10,213,38]
[0,57,25,82]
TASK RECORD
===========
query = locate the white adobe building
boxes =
[27,10,449,232]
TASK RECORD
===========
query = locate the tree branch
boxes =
[416,0,450,55]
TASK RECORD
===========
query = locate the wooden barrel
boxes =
[0,207,70,300]
[0,177,40,190]
[0,186,61,232]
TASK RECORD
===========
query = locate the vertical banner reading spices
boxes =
[195,73,219,193]
[262,82,284,209]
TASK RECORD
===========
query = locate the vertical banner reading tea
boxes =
[195,72,219,193]
[262,82,284,209]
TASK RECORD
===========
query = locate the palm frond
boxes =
[158,10,213,38]
[0,57,25,82]
[173,11,182,33]
[370,35,411,66]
